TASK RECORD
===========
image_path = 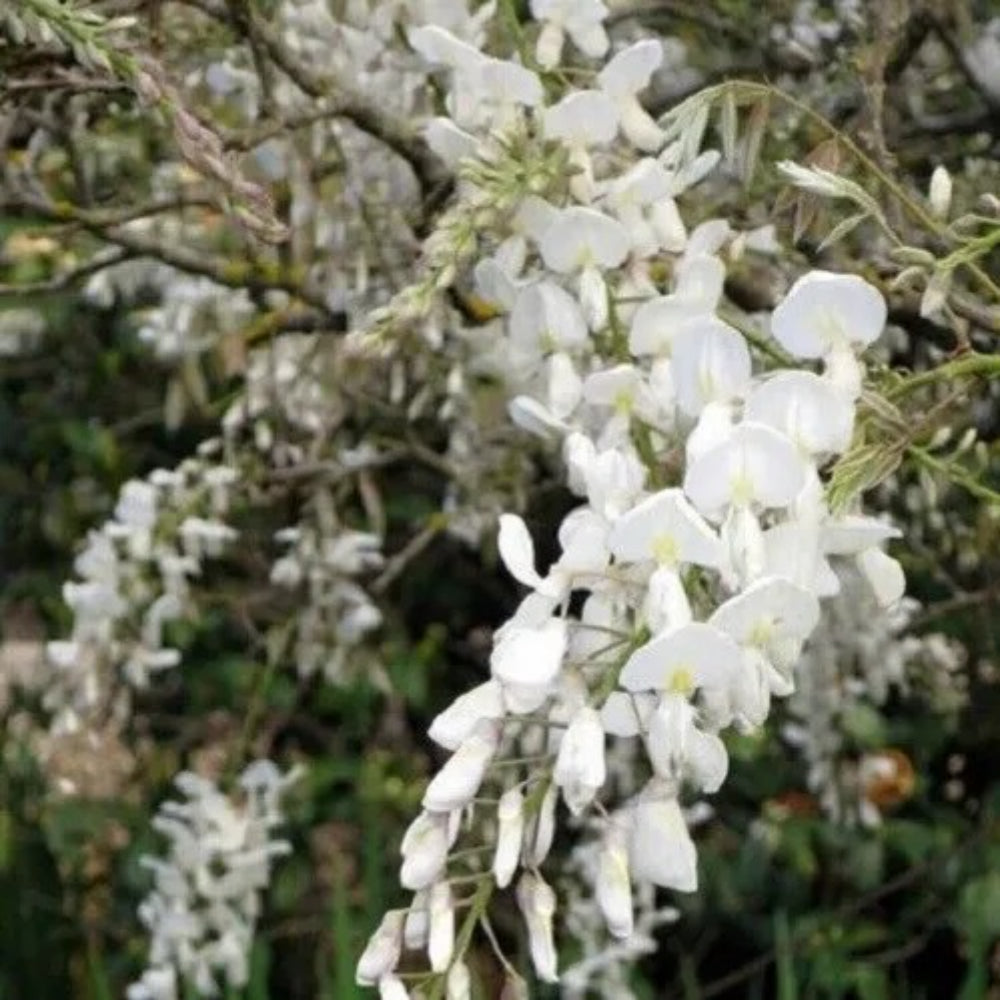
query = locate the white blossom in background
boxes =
[128,762,299,1000]
[271,521,384,681]
[783,562,966,826]
[136,277,256,361]
[44,448,238,734]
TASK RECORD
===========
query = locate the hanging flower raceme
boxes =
[128,763,298,1000]
[356,4,904,994]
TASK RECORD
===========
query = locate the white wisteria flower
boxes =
[530,0,609,68]
[770,270,887,398]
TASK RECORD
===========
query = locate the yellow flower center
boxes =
[749,618,775,647]
[730,471,755,505]
[651,533,679,566]
[613,388,634,415]
[816,306,847,349]
[666,665,695,696]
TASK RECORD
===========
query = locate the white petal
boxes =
[685,219,731,258]
[543,90,619,147]
[771,270,887,358]
[823,516,901,555]
[378,974,410,1000]
[428,681,505,750]
[672,317,751,416]
[428,881,455,972]
[516,874,559,982]
[643,565,693,633]
[619,95,665,152]
[628,294,702,356]
[510,281,588,359]
[683,422,807,513]
[424,118,478,169]
[674,254,725,310]
[600,691,656,737]
[857,547,905,608]
[579,265,609,330]
[491,618,567,688]
[598,39,663,97]
[628,789,698,891]
[596,822,633,938]
[709,576,820,646]
[609,487,723,568]
[356,911,404,985]
[685,400,736,464]
[408,26,484,70]
[619,622,743,693]
[824,340,864,400]
[540,207,631,273]
[480,59,544,107]
[720,504,766,588]
[556,506,610,577]
[422,721,500,812]
[498,514,545,591]
[546,352,582,420]
[566,17,610,59]
[650,198,687,253]
[553,705,606,814]
[400,812,450,890]
[507,395,569,440]
[762,521,829,596]
[514,195,560,242]
[686,728,728,793]
[446,962,471,1000]
[535,20,564,68]
[745,371,855,455]
[493,788,525,888]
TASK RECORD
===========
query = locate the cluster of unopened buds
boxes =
[358,6,908,996]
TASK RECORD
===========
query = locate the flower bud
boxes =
[721,505,766,589]
[356,910,404,986]
[493,787,525,888]
[404,891,429,950]
[536,20,565,69]
[597,821,634,939]
[400,811,450,890]
[929,165,952,219]
[628,783,698,892]
[553,705,606,815]
[378,974,410,1000]
[428,881,455,972]
[920,268,951,319]
[857,547,905,609]
[423,720,500,813]
[526,781,558,865]
[428,681,505,751]
[580,265,609,331]
[446,960,471,1000]
[516,872,559,983]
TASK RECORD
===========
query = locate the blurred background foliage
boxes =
[3,0,1000,998]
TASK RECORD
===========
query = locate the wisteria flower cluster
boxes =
[45,449,238,733]
[128,762,299,1000]
[356,8,914,996]
[14,0,994,996]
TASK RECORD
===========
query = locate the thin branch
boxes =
[2,191,336,315]
[0,246,131,295]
